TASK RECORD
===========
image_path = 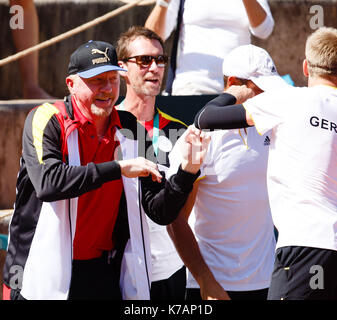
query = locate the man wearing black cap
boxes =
[2,40,208,300]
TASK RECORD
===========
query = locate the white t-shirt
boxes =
[164,0,274,95]
[243,85,337,251]
[168,128,276,291]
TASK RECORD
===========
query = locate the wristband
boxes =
[156,0,169,8]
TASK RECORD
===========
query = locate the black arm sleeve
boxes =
[194,93,251,130]
[141,166,200,225]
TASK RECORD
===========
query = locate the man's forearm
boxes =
[166,182,212,286]
[141,166,200,225]
[242,0,267,28]
[167,216,215,287]
[167,182,230,300]
[194,93,251,130]
[145,2,170,40]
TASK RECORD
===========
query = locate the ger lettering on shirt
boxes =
[243,85,337,251]
[309,115,337,133]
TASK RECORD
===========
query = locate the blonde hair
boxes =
[305,27,337,78]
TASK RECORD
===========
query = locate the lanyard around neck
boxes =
[118,100,160,156]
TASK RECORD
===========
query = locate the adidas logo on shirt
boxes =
[264,136,271,146]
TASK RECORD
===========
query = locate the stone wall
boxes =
[0,103,33,210]
[253,0,337,87]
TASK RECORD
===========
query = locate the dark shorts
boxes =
[150,266,186,300]
[186,287,268,300]
[268,246,337,300]
[68,252,121,300]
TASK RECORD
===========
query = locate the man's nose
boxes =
[148,59,159,71]
[101,80,113,92]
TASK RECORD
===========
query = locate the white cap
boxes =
[222,44,289,91]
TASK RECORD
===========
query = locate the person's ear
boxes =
[65,76,75,94]
[303,59,309,78]
[227,76,237,87]
[118,61,127,78]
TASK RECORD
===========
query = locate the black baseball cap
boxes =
[67,40,126,78]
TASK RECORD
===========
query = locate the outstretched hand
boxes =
[118,157,162,182]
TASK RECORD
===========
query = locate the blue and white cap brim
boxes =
[78,65,127,78]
